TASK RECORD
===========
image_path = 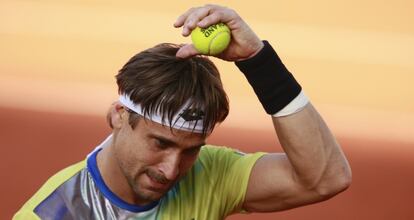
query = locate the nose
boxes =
[159,151,180,181]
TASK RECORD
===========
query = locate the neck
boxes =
[96,135,138,205]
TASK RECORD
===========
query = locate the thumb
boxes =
[176,44,200,58]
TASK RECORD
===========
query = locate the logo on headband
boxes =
[179,108,205,121]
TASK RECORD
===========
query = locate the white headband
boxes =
[119,94,206,133]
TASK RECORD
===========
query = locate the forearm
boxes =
[272,103,351,191]
[236,40,351,197]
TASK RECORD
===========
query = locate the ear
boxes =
[108,101,127,129]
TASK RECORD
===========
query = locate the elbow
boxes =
[315,166,352,199]
[331,171,352,195]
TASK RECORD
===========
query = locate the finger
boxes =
[181,7,212,36]
[198,7,237,28]
[176,44,200,58]
[197,13,222,28]
[174,7,197,28]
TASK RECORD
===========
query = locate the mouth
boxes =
[145,173,170,192]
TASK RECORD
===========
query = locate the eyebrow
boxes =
[149,134,206,149]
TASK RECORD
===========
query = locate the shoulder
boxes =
[198,145,265,168]
[198,144,243,160]
[14,160,86,216]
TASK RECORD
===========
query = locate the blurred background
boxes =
[1,0,413,219]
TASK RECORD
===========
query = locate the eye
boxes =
[155,138,169,150]
[183,147,201,156]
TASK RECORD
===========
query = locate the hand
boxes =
[174,4,264,61]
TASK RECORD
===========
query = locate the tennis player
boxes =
[14,4,351,220]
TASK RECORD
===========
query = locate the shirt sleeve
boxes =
[13,160,86,220]
[201,146,266,216]
[13,210,41,220]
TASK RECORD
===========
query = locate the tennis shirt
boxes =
[14,136,265,220]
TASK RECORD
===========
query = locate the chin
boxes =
[138,190,165,203]
[131,173,175,202]
[132,184,168,202]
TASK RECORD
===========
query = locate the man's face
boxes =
[113,111,206,204]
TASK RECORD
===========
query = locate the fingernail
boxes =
[176,50,184,58]
[182,29,188,36]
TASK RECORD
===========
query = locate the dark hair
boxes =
[116,43,229,136]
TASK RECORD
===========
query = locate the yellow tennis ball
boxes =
[191,23,231,55]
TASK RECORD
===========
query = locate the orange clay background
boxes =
[1,1,413,219]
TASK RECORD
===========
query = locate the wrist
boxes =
[237,40,265,62]
[272,90,309,117]
[235,40,302,115]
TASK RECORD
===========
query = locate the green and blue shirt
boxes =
[14,136,265,220]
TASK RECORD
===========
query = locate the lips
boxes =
[145,173,170,191]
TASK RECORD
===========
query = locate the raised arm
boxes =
[174,4,352,212]
[235,39,352,212]
[243,103,352,211]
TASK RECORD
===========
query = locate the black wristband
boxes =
[235,40,302,115]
